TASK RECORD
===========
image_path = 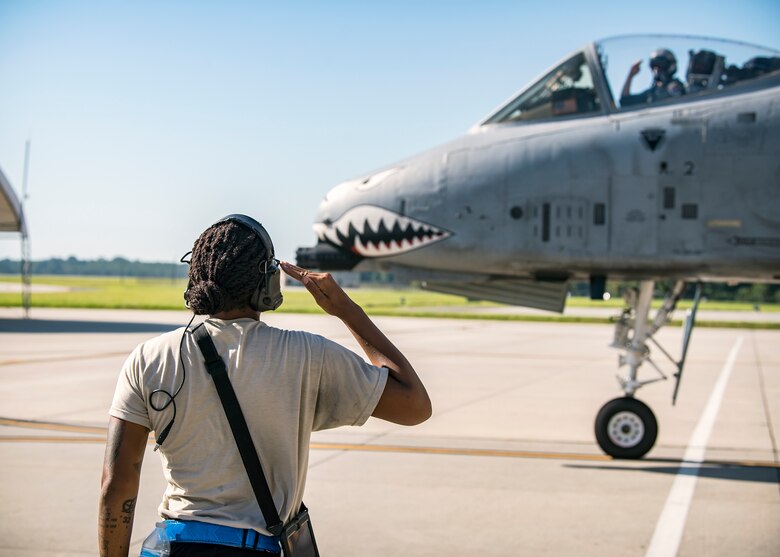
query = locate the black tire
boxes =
[595,397,658,459]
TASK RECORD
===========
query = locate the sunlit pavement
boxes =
[0,308,777,556]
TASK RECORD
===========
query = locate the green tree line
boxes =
[0,257,188,278]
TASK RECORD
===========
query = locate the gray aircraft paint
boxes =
[299,36,780,290]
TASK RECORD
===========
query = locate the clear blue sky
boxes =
[1,0,778,264]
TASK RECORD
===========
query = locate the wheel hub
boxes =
[607,411,645,448]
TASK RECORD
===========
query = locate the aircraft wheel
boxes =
[595,397,657,459]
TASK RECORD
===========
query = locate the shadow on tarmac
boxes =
[565,462,780,485]
[0,318,181,334]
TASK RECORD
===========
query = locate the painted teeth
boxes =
[356,235,421,257]
[335,218,352,238]
[313,222,341,245]
[365,210,383,236]
[313,204,450,258]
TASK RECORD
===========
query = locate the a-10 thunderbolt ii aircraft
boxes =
[296,34,780,459]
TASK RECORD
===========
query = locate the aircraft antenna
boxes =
[20,140,32,319]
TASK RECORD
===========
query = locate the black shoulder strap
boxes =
[192,325,284,536]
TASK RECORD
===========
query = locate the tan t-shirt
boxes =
[109,317,388,534]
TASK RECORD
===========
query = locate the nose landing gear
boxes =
[594,280,701,459]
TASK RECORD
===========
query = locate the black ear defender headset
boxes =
[153,214,282,450]
[182,213,283,312]
[214,213,283,312]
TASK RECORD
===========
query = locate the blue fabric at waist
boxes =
[163,519,280,553]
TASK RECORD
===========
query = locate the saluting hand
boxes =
[282,263,431,426]
[281,262,359,318]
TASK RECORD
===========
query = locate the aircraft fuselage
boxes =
[304,80,780,284]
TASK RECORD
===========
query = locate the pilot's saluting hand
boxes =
[621,59,643,100]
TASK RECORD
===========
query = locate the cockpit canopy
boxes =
[483,51,601,123]
[481,34,780,126]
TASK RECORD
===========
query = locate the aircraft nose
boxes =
[296,166,451,270]
[294,180,365,270]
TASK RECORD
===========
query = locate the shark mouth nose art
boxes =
[313,205,451,257]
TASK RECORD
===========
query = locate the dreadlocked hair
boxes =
[184,221,267,315]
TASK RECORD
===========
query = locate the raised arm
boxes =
[281,262,431,426]
[99,417,149,557]
[621,59,642,99]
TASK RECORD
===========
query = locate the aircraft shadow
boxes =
[564,462,780,485]
[0,318,182,334]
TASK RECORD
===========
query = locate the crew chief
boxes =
[98,217,432,556]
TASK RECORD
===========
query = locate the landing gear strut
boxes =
[594,280,701,459]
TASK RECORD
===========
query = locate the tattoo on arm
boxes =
[101,508,118,531]
[99,418,148,557]
[122,497,137,514]
[121,497,136,525]
[99,508,119,555]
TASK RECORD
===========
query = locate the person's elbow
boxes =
[409,388,432,425]
[100,465,136,496]
[388,391,431,426]
[372,376,432,426]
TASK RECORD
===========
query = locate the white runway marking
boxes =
[645,336,743,557]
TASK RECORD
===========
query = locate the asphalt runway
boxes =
[0,308,778,556]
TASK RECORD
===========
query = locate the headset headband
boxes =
[215,214,276,259]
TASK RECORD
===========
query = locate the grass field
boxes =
[0,275,489,311]
[1,275,778,329]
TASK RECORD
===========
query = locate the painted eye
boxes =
[356,168,402,191]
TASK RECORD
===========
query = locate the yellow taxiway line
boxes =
[308,442,612,461]
[0,351,128,367]
[1,416,778,468]
[0,416,107,435]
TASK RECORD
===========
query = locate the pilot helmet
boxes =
[649,48,677,78]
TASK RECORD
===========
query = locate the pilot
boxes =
[98,216,431,556]
[620,48,686,107]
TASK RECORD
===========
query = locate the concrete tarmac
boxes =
[0,308,778,556]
